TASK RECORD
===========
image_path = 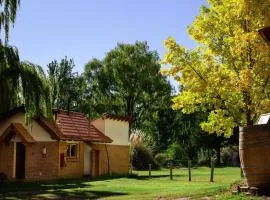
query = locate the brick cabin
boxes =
[0,106,132,181]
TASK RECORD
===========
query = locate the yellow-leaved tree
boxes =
[162,0,270,137]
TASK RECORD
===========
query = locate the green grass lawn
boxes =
[0,167,262,200]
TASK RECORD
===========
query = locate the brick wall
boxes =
[0,142,15,179]
[25,141,59,180]
[0,141,130,180]
[107,145,130,174]
[91,143,130,176]
[58,141,84,179]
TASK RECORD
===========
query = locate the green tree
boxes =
[47,60,59,108]
[162,0,270,136]
[84,41,171,128]
[0,0,52,120]
[0,48,52,120]
[0,0,20,44]
[47,57,86,112]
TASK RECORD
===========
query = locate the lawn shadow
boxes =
[0,178,128,199]
[1,190,127,200]
[129,174,183,180]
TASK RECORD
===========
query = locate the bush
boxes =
[155,153,169,167]
[0,173,7,184]
[197,149,216,167]
[166,142,189,167]
[221,146,239,166]
[131,145,159,170]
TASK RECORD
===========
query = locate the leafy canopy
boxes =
[84,41,171,124]
[0,0,20,43]
[162,0,270,137]
[47,57,85,112]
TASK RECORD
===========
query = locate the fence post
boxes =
[149,164,151,178]
[188,160,191,181]
[210,158,215,182]
[170,163,173,180]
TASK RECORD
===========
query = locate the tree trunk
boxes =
[126,95,135,136]
[208,149,211,168]
[243,91,253,126]
[215,146,221,167]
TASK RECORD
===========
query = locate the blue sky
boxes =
[9,0,207,73]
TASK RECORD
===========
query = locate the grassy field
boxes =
[0,167,262,200]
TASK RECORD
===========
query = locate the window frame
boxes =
[66,143,80,161]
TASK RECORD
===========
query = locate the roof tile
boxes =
[56,110,112,143]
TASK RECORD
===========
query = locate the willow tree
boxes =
[162,0,270,137]
[0,0,52,119]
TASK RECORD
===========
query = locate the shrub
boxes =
[131,145,159,170]
[166,142,189,167]
[221,146,239,166]
[0,173,7,184]
[155,153,169,167]
[197,149,216,167]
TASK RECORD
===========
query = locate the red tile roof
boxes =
[0,106,112,143]
[56,110,112,143]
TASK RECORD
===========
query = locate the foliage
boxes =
[166,142,189,166]
[131,145,159,170]
[0,0,52,120]
[154,153,169,168]
[148,106,238,166]
[197,149,215,166]
[130,129,156,151]
[130,130,159,170]
[0,0,20,43]
[84,41,171,124]
[221,146,239,166]
[0,45,52,121]
[162,0,270,136]
[152,108,210,161]
[0,173,7,184]
[194,127,238,166]
[21,61,52,121]
[47,57,86,112]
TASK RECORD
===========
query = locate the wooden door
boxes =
[95,150,100,176]
[91,150,100,177]
[16,142,25,179]
[84,145,91,175]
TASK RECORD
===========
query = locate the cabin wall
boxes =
[104,119,129,145]
[0,142,15,179]
[25,142,59,180]
[58,141,84,178]
[0,113,56,142]
[91,143,130,176]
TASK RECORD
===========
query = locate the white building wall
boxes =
[104,119,129,145]
[0,113,56,142]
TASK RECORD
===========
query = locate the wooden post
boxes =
[170,163,173,180]
[188,160,191,181]
[149,164,151,178]
[210,158,214,182]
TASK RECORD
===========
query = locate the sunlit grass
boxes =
[0,167,258,200]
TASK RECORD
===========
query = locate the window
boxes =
[66,143,79,159]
